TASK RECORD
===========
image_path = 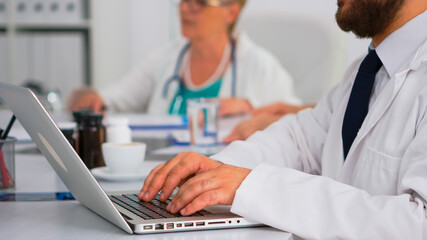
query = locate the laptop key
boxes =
[111,194,213,220]
[120,195,172,219]
[110,196,153,220]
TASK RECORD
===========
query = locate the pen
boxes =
[0,129,3,187]
[1,115,16,140]
[0,115,17,188]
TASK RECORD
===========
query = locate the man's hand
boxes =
[67,87,106,113]
[139,152,251,215]
[167,164,251,215]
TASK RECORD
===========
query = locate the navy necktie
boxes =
[342,49,383,159]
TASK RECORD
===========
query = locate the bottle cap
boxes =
[80,113,103,127]
[106,117,129,126]
[72,109,94,124]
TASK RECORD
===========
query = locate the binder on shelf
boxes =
[53,33,85,103]
[30,0,47,23]
[14,34,32,85]
[0,0,6,24]
[0,34,8,82]
[41,33,85,105]
[32,34,49,88]
[59,0,84,23]
[46,0,60,23]
[14,0,29,23]
[14,33,85,105]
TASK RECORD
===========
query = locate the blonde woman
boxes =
[69,0,302,116]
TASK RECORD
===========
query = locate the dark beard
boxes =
[335,0,405,38]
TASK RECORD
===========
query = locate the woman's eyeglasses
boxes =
[176,0,237,12]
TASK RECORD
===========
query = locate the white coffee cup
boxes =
[101,142,146,174]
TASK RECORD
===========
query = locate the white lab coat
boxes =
[100,33,301,113]
[211,39,427,239]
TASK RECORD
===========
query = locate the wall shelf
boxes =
[1,0,92,107]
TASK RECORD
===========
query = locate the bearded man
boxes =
[140,0,427,239]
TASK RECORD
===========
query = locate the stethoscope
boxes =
[162,35,237,98]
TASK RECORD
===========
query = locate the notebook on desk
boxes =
[0,82,262,234]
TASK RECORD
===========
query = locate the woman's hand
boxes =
[220,98,253,116]
[223,114,281,142]
[252,102,309,116]
[139,152,251,215]
[223,102,314,142]
[67,87,106,113]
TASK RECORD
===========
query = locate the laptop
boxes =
[0,82,261,234]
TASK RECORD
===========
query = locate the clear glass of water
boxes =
[187,98,220,150]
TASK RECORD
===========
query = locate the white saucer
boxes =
[91,167,146,182]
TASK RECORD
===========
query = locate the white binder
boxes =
[30,0,47,23]
[46,0,60,22]
[60,0,84,22]
[0,35,8,82]
[14,0,29,23]
[0,0,6,23]
[14,34,31,85]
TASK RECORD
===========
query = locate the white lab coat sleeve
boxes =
[211,111,320,172]
[211,77,343,173]
[231,163,426,239]
[99,50,162,112]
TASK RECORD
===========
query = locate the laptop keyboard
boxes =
[110,194,212,220]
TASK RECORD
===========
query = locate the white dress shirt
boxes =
[371,10,427,109]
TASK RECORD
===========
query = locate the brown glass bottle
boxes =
[78,113,105,169]
[72,109,93,164]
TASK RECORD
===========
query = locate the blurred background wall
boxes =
[0,0,370,107]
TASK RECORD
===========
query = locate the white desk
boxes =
[0,152,294,240]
